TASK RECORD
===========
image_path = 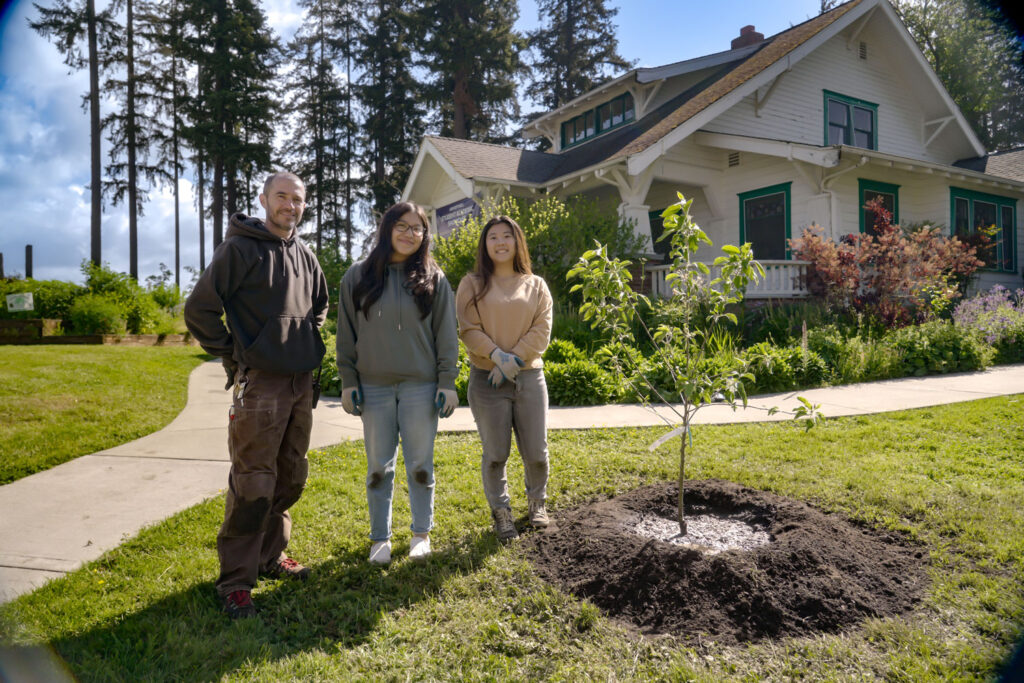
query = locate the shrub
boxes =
[743,342,831,393]
[68,294,126,335]
[790,199,985,327]
[455,342,471,405]
[544,359,617,406]
[551,303,609,351]
[886,320,993,376]
[952,285,1024,363]
[543,338,586,364]
[319,330,341,397]
[434,195,646,304]
[0,278,86,321]
[82,261,164,334]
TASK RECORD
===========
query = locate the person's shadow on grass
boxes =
[49,533,505,681]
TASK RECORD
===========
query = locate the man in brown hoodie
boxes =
[184,172,329,619]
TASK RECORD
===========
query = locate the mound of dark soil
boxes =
[525,479,928,643]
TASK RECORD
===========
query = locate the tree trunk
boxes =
[678,426,688,536]
[198,150,206,270]
[126,0,138,280]
[213,159,223,249]
[87,0,102,266]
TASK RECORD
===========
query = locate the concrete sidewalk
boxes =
[1,360,1021,603]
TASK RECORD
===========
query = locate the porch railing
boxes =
[646,260,810,300]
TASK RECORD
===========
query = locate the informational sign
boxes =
[435,197,481,237]
[5,292,34,312]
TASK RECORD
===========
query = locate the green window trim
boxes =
[949,186,1018,273]
[858,178,900,234]
[823,90,878,150]
[560,92,636,150]
[738,182,792,260]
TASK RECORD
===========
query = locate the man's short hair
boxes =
[263,172,305,196]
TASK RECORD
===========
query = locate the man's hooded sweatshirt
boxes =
[185,213,329,374]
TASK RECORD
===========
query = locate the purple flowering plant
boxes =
[952,285,1024,362]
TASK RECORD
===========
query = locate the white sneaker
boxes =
[409,536,432,561]
[368,540,391,565]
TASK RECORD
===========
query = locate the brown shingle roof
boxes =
[612,0,864,160]
[954,148,1024,183]
[426,136,561,184]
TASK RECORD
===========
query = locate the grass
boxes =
[0,346,208,483]
[1,395,1023,680]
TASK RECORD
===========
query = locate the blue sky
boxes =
[0,0,827,283]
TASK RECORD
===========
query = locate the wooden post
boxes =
[25,245,32,279]
[0,252,5,279]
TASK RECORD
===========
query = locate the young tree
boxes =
[894,0,1024,150]
[569,193,820,533]
[526,0,633,114]
[417,0,526,141]
[357,0,424,215]
[30,0,119,266]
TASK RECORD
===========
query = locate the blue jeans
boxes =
[360,380,438,541]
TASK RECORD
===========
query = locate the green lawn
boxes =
[1,394,1021,680]
[0,346,208,483]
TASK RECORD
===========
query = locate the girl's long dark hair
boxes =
[352,202,438,319]
[468,215,532,311]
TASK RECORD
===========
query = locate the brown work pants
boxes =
[216,367,313,596]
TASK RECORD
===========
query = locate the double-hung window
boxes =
[824,91,877,150]
[560,92,635,149]
[739,183,791,260]
[858,179,899,236]
[951,187,1017,272]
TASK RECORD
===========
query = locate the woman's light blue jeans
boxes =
[360,380,438,542]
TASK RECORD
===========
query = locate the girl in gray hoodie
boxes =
[337,202,459,565]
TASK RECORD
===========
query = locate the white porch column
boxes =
[618,201,653,252]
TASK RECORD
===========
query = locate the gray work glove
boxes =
[435,388,458,418]
[490,348,524,383]
[222,360,238,391]
[342,386,363,416]
[487,365,506,388]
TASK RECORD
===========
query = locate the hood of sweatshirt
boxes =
[227,212,293,243]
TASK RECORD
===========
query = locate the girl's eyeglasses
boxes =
[394,221,426,236]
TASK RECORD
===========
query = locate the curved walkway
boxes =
[1,360,1021,603]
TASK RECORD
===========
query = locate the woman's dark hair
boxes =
[352,202,438,319]
[467,215,532,311]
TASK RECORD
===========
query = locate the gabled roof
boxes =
[954,148,1024,184]
[411,0,991,194]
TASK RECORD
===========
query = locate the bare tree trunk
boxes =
[126,0,138,280]
[678,426,688,536]
[87,0,102,266]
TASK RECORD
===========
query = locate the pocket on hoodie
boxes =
[241,316,326,374]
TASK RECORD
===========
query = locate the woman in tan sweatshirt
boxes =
[455,215,553,544]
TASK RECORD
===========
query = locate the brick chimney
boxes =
[731,25,765,49]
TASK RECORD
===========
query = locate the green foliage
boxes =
[551,303,609,351]
[0,278,86,320]
[434,195,646,303]
[543,338,586,364]
[543,359,616,406]
[888,320,994,376]
[742,342,831,393]
[455,342,471,404]
[82,261,163,334]
[807,325,899,384]
[68,294,127,335]
[313,248,351,322]
[318,329,341,397]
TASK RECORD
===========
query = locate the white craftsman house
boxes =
[402,0,1023,298]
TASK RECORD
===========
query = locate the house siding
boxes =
[702,24,971,164]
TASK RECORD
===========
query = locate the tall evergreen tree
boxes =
[895,0,1024,150]
[136,0,189,284]
[526,0,632,114]
[30,0,119,266]
[103,0,172,279]
[417,0,526,141]
[357,0,424,215]
[285,0,359,256]
[178,0,278,249]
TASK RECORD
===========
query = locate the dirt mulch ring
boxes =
[524,479,929,644]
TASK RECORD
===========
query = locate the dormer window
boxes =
[824,90,877,150]
[561,92,636,149]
